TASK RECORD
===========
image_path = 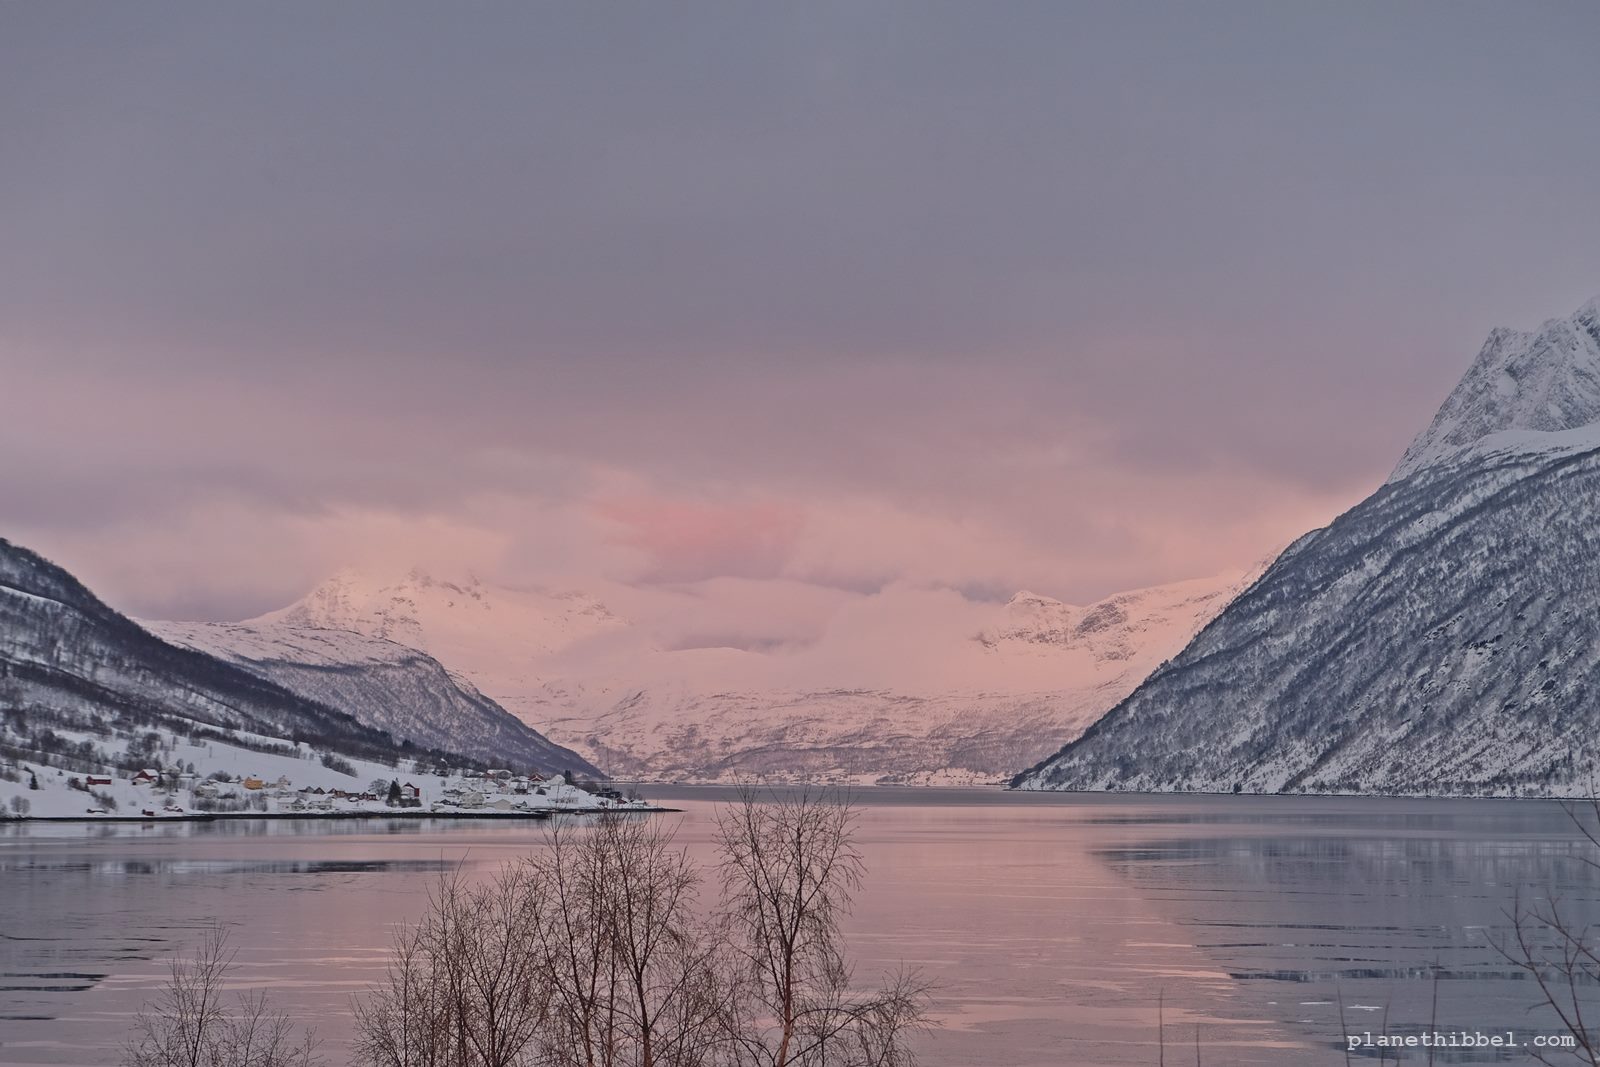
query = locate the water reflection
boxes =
[4,791,1599,1066]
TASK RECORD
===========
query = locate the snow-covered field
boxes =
[0,722,646,822]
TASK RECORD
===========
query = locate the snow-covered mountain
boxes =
[145,620,599,778]
[0,538,434,770]
[1016,294,1600,796]
[1391,297,1600,480]
[249,567,1253,784]
[261,566,626,655]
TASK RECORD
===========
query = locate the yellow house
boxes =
[242,776,266,790]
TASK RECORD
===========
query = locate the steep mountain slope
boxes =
[0,538,421,766]
[254,568,1252,783]
[145,621,599,777]
[1017,295,1600,796]
[260,566,625,664]
[1391,297,1600,479]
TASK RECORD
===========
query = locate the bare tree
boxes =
[356,816,724,1067]
[1497,796,1600,1065]
[715,788,928,1067]
[527,815,725,1067]
[353,865,545,1067]
[1502,888,1600,1065]
[123,924,320,1067]
[356,795,924,1067]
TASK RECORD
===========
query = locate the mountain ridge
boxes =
[1391,296,1600,480]
[145,619,600,777]
[249,565,1258,783]
[1016,294,1600,796]
[0,537,434,768]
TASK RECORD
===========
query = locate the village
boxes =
[70,766,644,819]
[1,722,653,821]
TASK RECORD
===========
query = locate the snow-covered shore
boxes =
[1,722,651,823]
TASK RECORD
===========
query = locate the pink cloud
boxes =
[592,496,806,583]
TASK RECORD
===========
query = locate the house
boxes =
[131,769,157,785]
[242,776,266,790]
[458,791,486,809]
[86,776,112,787]
[400,782,422,801]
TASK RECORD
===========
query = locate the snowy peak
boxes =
[995,590,1076,639]
[258,568,624,658]
[1391,295,1600,481]
[146,617,601,777]
[979,571,1254,661]
[0,537,420,766]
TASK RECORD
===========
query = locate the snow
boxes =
[1390,295,1600,481]
[257,567,626,667]
[240,564,1265,784]
[0,722,645,823]
[141,618,600,776]
[1020,293,1600,797]
[149,620,434,669]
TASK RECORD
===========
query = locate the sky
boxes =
[5,2,1600,631]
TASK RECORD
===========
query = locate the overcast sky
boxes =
[5,2,1600,623]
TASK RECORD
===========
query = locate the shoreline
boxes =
[5,806,679,824]
[641,781,1597,803]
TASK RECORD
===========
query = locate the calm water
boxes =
[4,788,1600,1066]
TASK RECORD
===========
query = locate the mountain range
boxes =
[0,534,593,782]
[1016,296,1600,795]
[31,293,1597,795]
[212,566,1254,783]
